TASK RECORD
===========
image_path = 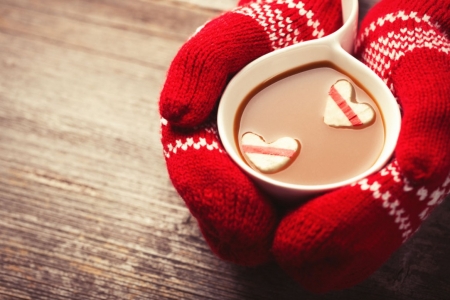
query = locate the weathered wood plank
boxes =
[169,0,236,11]
[0,0,217,39]
[0,3,182,69]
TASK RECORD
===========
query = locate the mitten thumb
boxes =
[159,10,272,127]
[392,48,450,184]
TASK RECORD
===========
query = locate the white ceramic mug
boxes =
[217,0,401,201]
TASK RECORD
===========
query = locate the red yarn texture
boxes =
[273,0,450,292]
[159,0,343,266]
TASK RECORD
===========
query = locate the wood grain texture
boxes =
[0,0,449,299]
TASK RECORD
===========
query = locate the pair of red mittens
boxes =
[160,0,450,292]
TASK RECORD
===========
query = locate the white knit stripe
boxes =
[417,173,450,220]
[355,168,414,242]
[233,0,325,50]
[161,118,223,158]
[360,27,450,92]
[355,160,450,242]
[356,162,414,241]
[163,136,223,158]
[264,0,325,38]
[355,11,438,50]
[382,163,450,237]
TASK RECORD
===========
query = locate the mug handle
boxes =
[331,0,359,54]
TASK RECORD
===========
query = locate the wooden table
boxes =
[1,0,449,299]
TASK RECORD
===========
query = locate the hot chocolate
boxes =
[235,61,385,185]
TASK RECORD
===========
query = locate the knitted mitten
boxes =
[160,0,343,266]
[272,0,450,291]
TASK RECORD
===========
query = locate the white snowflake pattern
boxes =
[233,0,325,50]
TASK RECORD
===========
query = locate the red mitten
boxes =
[160,0,343,266]
[272,0,450,292]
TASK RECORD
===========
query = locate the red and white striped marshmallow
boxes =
[241,132,300,173]
[324,79,375,128]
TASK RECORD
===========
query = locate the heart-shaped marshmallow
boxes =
[324,79,375,128]
[241,132,300,173]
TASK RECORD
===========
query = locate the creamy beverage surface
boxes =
[236,62,385,185]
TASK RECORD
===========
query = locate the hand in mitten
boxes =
[160,0,343,266]
[272,0,450,292]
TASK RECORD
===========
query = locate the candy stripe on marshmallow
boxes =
[241,132,300,173]
[324,80,375,128]
[242,145,297,157]
[329,85,363,126]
